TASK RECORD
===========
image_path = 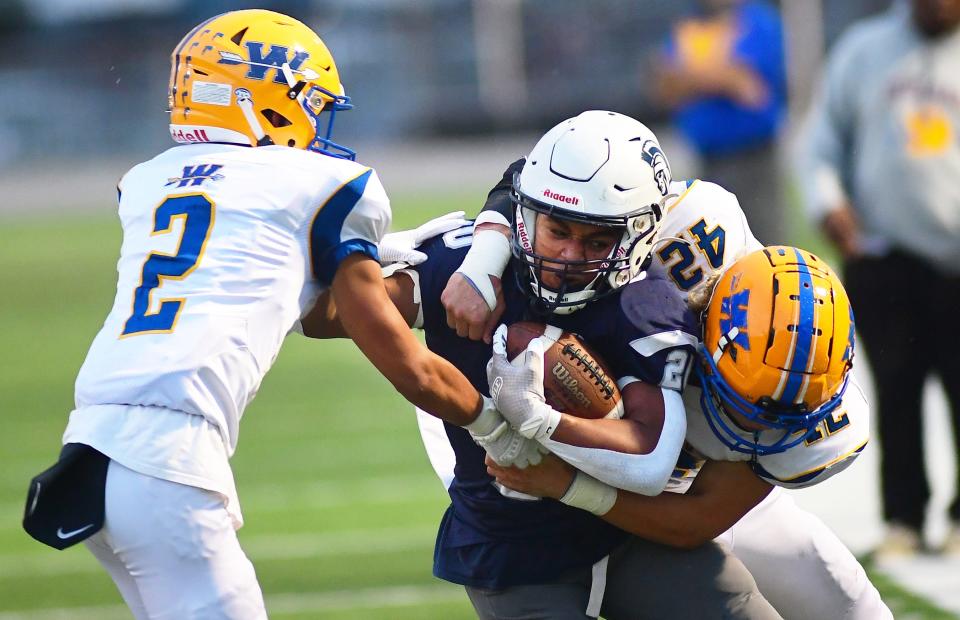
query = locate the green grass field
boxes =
[0,191,954,619]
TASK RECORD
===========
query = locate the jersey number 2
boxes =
[121,194,215,336]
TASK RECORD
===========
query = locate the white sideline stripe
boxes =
[0,583,466,620]
[0,526,437,578]
[0,473,446,530]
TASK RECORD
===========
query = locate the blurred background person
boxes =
[653,0,787,245]
[801,0,960,558]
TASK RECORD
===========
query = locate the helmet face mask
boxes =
[696,246,856,456]
[511,191,658,315]
[696,342,851,455]
[511,111,671,315]
[168,10,355,159]
[299,84,354,159]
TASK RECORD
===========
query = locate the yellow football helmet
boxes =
[697,246,855,455]
[168,10,354,158]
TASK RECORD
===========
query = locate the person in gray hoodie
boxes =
[801,0,960,558]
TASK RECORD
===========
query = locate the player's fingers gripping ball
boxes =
[487,325,559,440]
[505,322,624,421]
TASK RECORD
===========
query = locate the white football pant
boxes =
[84,460,267,620]
[716,488,892,620]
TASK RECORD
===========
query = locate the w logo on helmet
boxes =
[718,289,751,360]
[218,41,311,84]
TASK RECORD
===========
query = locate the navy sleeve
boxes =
[610,277,700,389]
[411,224,474,333]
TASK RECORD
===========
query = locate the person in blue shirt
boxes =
[655,0,787,244]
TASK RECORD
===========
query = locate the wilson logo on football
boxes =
[551,362,593,409]
[542,189,580,206]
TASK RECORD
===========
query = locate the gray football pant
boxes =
[465,537,781,620]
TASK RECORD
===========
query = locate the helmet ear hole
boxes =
[287,139,296,147]
[230,27,248,46]
[261,109,292,128]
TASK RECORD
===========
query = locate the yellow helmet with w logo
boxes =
[696,246,855,455]
[168,10,354,159]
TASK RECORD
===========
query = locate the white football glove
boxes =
[465,397,547,468]
[378,211,469,266]
[486,325,563,441]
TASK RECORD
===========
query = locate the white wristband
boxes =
[455,228,511,311]
[519,405,562,441]
[464,396,501,435]
[559,472,617,516]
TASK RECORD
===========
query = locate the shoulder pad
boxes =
[619,275,698,338]
[751,380,871,488]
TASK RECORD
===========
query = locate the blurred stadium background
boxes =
[1,0,958,618]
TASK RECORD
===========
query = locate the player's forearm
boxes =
[550,417,654,453]
[603,460,773,548]
[398,351,485,426]
[333,254,481,426]
[550,379,665,453]
[539,389,685,496]
[603,490,726,548]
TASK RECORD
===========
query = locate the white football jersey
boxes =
[649,179,868,491]
[65,144,389,524]
[646,179,763,291]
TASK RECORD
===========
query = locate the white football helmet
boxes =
[512,110,672,314]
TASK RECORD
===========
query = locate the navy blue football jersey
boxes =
[413,223,699,589]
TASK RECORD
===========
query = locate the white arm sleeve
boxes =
[539,387,687,496]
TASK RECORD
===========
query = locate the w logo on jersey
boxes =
[719,289,751,360]
[218,42,315,84]
[165,164,225,188]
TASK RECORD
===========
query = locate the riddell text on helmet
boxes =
[543,189,580,205]
[170,128,212,143]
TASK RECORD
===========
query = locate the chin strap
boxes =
[235,88,271,146]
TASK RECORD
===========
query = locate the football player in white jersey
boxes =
[21,10,516,620]
[427,152,891,618]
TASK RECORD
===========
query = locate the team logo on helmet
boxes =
[718,289,751,361]
[640,140,671,196]
[218,42,317,84]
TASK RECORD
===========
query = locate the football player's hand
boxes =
[469,416,546,468]
[485,453,575,500]
[378,211,468,266]
[486,325,562,441]
[441,273,504,343]
[821,204,862,259]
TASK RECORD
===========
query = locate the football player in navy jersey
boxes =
[437,114,891,616]
[303,111,780,619]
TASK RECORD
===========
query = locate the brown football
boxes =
[506,321,623,419]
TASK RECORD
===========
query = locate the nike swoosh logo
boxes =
[56,524,95,539]
[27,481,41,516]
